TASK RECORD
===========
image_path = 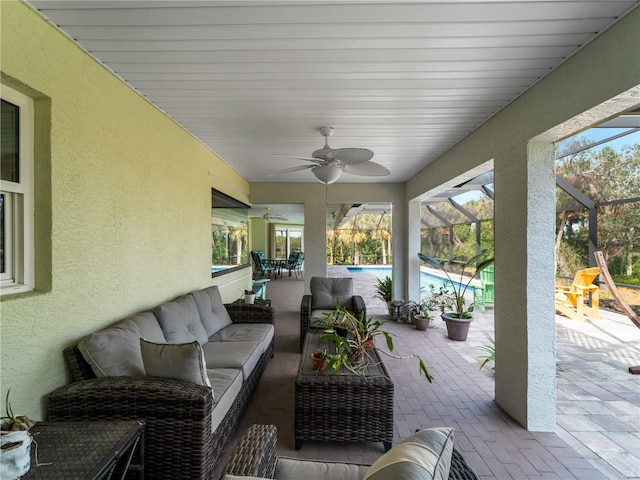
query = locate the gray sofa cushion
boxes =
[209,323,274,355]
[203,286,233,330]
[154,294,209,345]
[140,339,211,388]
[201,341,262,381]
[275,457,368,480]
[208,368,243,432]
[192,288,232,337]
[78,311,166,377]
[310,277,354,310]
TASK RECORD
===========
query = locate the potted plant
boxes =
[320,306,434,382]
[428,284,455,314]
[417,252,494,341]
[404,297,438,331]
[374,276,394,315]
[310,349,328,371]
[244,289,256,304]
[1,389,36,479]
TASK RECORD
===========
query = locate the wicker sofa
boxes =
[46,286,275,480]
[222,425,479,480]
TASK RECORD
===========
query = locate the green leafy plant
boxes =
[477,333,564,377]
[427,284,455,313]
[417,252,494,318]
[477,332,495,370]
[1,388,36,431]
[374,276,393,303]
[320,306,434,382]
[404,298,435,319]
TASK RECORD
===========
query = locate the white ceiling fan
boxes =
[271,127,390,184]
[261,208,288,222]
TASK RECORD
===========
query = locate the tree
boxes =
[555,141,640,283]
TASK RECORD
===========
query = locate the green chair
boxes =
[473,265,494,312]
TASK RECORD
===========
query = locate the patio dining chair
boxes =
[283,251,304,279]
[251,250,276,280]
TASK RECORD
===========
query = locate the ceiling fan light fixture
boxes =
[312,165,342,184]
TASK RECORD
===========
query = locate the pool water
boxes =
[346,265,466,292]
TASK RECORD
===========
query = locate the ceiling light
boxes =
[312,165,342,184]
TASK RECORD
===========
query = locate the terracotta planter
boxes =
[413,315,431,331]
[310,353,327,371]
[442,313,473,341]
[363,338,374,351]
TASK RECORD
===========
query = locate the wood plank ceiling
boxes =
[29,1,639,184]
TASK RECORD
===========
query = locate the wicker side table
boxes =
[23,421,145,480]
[295,333,394,451]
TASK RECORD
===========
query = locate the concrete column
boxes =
[392,198,407,302]
[494,141,556,431]
[407,199,422,303]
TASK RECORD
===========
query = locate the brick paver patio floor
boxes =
[215,267,640,479]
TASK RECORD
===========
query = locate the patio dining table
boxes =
[264,258,287,279]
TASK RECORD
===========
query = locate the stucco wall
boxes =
[0,1,252,418]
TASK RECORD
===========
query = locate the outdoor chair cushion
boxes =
[276,457,368,480]
[310,277,355,310]
[202,340,263,380]
[208,368,243,432]
[209,323,275,354]
[140,339,211,388]
[362,427,454,480]
[154,294,209,345]
[198,285,233,337]
[191,289,230,337]
[78,311,166,378]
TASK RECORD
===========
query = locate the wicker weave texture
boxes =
[221,424,278,478]
[224,424,479,480]
[49,307,275,480]
[295,334,394,446]
[299,294,367,352]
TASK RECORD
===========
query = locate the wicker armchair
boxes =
[47,303,275,480]
[222,425,479,480]
[300,277,366,352]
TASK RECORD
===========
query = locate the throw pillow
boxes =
[362,427,454,480]
[140,339,211,389]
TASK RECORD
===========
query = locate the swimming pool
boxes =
[346,265,466,291]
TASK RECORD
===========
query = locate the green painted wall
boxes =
[0,1,252,418]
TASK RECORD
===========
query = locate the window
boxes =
[211,188,250,276]
[275,228,303,258]
[0,85,34,295]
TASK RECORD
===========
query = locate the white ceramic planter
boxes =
[0,431,32,479]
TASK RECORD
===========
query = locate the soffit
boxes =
[27,1,640,184]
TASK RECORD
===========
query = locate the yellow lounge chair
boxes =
[555,266,602,321]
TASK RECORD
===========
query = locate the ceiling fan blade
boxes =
[272,154,324,164]
[343,161,390,177]
[269,165,315,176]
[326,147,374,164]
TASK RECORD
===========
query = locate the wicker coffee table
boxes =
[295,332,394,451]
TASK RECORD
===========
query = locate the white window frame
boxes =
[1,85,34,295]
